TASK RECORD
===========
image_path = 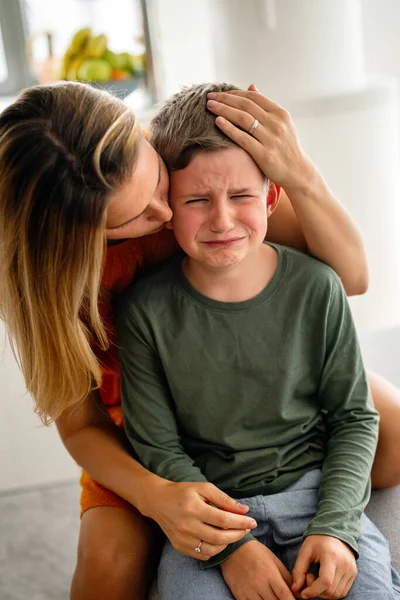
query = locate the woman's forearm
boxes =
[283,162,369,296]
[56,395,164,515]
[62,422,164,513]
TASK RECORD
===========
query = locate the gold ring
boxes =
[248,118,259,135]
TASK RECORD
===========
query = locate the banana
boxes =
[69,27,92,55]
[66,55,88,81]
[60,47,75,80]
[86,34,108,58]
[60,27,92,80]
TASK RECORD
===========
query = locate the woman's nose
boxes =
[151,195,173,223]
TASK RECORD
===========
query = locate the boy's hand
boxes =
[221,540,296,600]
[292,535,357,599]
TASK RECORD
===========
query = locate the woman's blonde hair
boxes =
[0,82,139,424]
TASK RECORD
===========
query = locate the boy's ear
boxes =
[266,183,281,217]
[165,219,174,230]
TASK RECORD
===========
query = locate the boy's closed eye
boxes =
[185,195,255,205]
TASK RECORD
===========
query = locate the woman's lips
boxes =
[201,237,244,247]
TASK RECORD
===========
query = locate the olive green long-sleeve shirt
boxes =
[117,244,378,566]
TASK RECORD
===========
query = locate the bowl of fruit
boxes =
[60,28,145,98]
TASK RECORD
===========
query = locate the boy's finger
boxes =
[271,573,296,600]
[300,562,336,599]
[342,575,355,598]
[335,572,351,599]
[271,555,293,589]
[305,573,316,588]
[291,546,312,592]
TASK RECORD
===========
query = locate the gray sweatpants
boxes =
[158,470,400,599]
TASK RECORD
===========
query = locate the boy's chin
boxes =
[191,250,245,269]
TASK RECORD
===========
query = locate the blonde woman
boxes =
[0,81,399,600]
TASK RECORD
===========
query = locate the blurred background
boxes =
[1,1,400,597]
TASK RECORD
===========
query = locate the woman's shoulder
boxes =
[102,229,179,295]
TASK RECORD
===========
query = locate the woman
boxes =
[0,81,399,600]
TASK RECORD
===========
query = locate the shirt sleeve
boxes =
[304,278,379,555]
[117,296,254,568]
[117,299,206,483]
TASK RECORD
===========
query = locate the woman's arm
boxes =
[56,393,255,557]
[206,88,369,297]
[268,186,368,297]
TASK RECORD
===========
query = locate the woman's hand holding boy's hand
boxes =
[221,540,296,600]
[206,84,316,195]
[143,479,257,560]
[292,535,357,599]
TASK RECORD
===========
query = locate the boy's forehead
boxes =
[169,147,266,197]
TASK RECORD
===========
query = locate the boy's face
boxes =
[168,147,278,269]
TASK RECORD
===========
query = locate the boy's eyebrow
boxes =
[176,186,255,199]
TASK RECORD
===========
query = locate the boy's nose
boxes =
[209,205,235,232]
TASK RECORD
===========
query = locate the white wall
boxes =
[0,321,79,492]
[362,0,400,80]
[149,0,216,99]
[212,0,365,102]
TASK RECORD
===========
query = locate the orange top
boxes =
[96,228,178,424]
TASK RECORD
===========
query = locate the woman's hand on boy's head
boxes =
[292,535,357,599]
[221,540,296,600]
[206,86,316,194]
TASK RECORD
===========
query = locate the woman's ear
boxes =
[165,220,174,230]
[266,183,281,217]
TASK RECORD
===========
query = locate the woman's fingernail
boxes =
[215,116,226,126]
[207,99,217,108]
[207,92,217,99]
[249,519,257,528]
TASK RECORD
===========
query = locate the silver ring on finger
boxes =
[194,540,203,553]
[248,118,259,135]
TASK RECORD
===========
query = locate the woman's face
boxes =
[105,139,172,240]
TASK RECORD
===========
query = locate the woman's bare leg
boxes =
[70,506,163,600]
[368,370,400,489]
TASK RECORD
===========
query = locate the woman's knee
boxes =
[71,506,163,600]
[368,370,400,488]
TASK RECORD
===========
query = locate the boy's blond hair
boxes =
[149,83,241,171]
